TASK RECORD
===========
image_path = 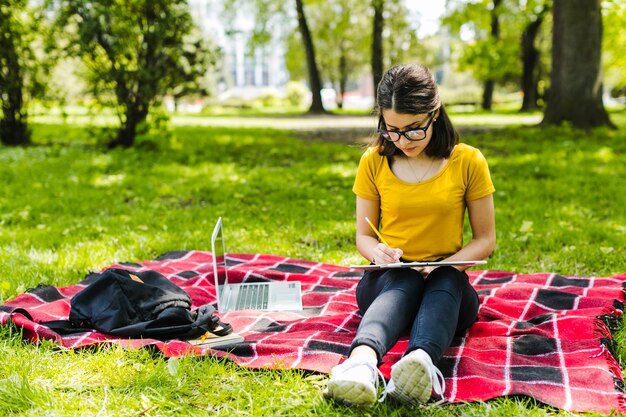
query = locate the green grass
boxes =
[1,111,625,416]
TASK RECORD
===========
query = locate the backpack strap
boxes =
[195,304,233,336]
[8,308,89,335]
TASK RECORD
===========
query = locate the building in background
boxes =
[187,0,289,103]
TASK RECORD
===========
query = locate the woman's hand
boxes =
[372,243,403,265]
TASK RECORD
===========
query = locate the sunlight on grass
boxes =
[29,107,551,130]
[452,112,542,126]
[1,112,625,416]
[316,163,356,178]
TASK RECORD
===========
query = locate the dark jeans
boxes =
[350,265,479,365]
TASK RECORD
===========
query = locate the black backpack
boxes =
[40,268,231,341]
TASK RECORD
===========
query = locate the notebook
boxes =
[349,260,487,270]
[211,217,303,313]
[186,331,244,349]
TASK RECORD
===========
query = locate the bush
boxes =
[286,82,308,107]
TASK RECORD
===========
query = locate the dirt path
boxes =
[171,113,542,144]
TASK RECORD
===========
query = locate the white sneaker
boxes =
[323,356,386,408]
[386,349,446,406]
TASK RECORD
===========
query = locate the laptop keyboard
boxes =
[235,284,269,310]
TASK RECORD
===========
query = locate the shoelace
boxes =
[375,365,389,403]
[430,363,446,399]
[429,364,447,405]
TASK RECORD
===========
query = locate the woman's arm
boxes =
[453,193,496,262]
[356,196,403,264]
[439,194,497,271]
[416,194,496,276]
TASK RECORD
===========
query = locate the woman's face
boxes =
[380,109,436,158]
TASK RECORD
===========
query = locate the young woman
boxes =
[324,63,496,408]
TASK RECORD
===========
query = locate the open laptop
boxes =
[211,217,302,312]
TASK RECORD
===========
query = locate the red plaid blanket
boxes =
[1,251,625,414]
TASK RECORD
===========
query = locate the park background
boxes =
[1,0,626,416]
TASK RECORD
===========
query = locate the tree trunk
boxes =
[0,108,30,146]
[109,78,149,148]
[371,0,384,104]
[482,80,494,111]
[520,12,545,112]
[542,0,614,128]
[295,0,325,114]
[482,0,502,111]
[337,47,347,109]
[0,30,31,146]
[109,103,149,148]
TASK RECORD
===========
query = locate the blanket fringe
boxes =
[617,394,626,414]
[594,300,626,411]
[613,287,626,414]
[598,342,625,383]
[594,318,614,339]
[595,303,624,339]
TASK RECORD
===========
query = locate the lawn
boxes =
[1,110,625,416]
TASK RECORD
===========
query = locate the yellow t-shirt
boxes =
[352,143,495,261]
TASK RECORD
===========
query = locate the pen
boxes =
[365,217,391,247]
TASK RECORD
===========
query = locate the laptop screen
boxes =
[211,217,230,291]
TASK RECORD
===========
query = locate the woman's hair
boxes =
[374,63,459,158]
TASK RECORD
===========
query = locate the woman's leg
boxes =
[325,267,425,407]
[350,267,425,363]
[406,266,479,363]
[387,266,479,405]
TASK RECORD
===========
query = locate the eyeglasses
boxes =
[377,112,435,142]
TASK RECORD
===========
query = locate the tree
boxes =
[371,0,384,103]
[0,0,50,146]
[519,1,550,111]
[295,0,325,113]
[227,0,326,113]
[602,0,626,103]
[286,0,370,109]
[443,0,521,109]
[371,0,426,104]
[481,0,503,110]
[284,0,420,109]
[321,0,369,109]
[542,0,614,129]
[55,0,211,147]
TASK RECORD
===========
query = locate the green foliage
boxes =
[460,37,521,86]
[1,110,625,415]
[603,0,626,97]
[284,0,431,95]
[383,1,432,69]
[286,81,309,107]
[302,0,371,89]
[445,1,513,83]
[443,0,551,89]
[53,0,213,147]
[285,29,308,82]
[0,0,55,146]
[168,29,222,105]
[223,0,290,47]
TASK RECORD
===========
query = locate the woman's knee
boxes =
[382,268,425,294]
[425,266,467,294]
[357,269,424,312]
